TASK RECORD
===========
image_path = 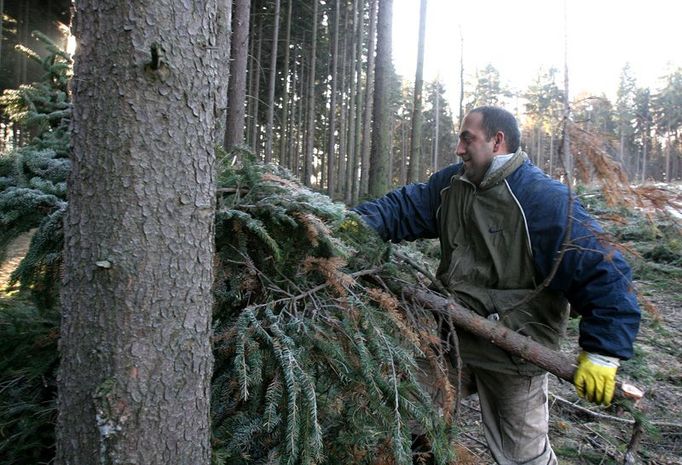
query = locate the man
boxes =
[353,106,641,465]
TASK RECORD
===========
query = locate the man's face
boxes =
[456,112,496,185]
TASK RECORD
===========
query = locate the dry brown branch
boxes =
[401,284,645,404]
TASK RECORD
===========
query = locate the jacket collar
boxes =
[456,148,527,190]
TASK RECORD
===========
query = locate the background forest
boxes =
[0,1,680,465]
[1,0,681,196]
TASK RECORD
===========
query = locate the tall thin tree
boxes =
[304,0,319,186]
[368,0,394,197]
[360,0,378,196]
[433,80,440,172]
[326,0,340,196]
[264,0,281,162]
[562,0,572,182]
[408,0,427,183]
[251,17,263,156]
[225,0,251,150]
[58,1,230,463]
[278,0,293,165]
[345,0,360,204]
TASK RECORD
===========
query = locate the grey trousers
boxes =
[471,367,557,465]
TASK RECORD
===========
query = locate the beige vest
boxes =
[436,151,569,375]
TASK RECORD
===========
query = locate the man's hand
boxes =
[574,351,619,406]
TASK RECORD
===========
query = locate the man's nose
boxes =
[456,140,465,156]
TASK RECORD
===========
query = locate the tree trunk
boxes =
[278,0,293,166]
[337,11,350,200]
[368,0,393,198]
[433,84,439,173]
[351,0,365,205]
[326,0,340,196]
[360,0,378,197]
[58,1,230,463]
[344,0,359,205]
[665,127,671,183]
[251,18,263,157]
[293,48,306,175]
[562,0,572,183]
[264,0,281,163]
[246,7,256,147]
[225,0,251,150]
[400,119,407,185]
[641,128,647,183]
[408,0,427,183]
[304,1,319,187]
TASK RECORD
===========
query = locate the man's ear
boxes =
[493,131,506,153]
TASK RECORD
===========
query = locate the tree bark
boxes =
[433,83,439,173]
[293,48,306,176]
[251,17,263,157]
[246,7,256,147]
[368,0,393,198]
[344,0,360,205]
[641,128,647,183]
[225,0,251,150]
[278,0,293,166]
[408,0,427,183]
[351,0,365,204]
[264,0,281,163]
[337,9,349,200]
[304,0,319,187]
[326,0,340,196]
[562,0,572,183]
[58,1,229,463]
[360,0,378,197]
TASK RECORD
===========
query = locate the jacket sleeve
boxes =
[510,166,641,360]
[351,164,459,242]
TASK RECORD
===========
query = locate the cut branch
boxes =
[401,284,644,404]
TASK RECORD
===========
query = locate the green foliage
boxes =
[465,64,513,112]
[211,161,455,464]
[0,33,71,268]
[0,297,59,465]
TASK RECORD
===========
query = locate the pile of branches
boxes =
[1,155,459,464]
[210,158,457,464]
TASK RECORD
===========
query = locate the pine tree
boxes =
[0,32,69,281]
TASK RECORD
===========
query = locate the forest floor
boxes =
[453,183,682,465]
[455,285,681,465]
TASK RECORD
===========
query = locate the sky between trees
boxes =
[393,0,682,111]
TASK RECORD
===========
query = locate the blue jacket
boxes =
[354,159,641,360]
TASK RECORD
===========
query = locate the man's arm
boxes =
[511,169,641,405]
[509,166,641,360]
[352,164,459,242]
[541,194,640,360]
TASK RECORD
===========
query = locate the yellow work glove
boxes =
[574,351,619,406]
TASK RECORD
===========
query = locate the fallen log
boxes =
[403,285,644,403]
